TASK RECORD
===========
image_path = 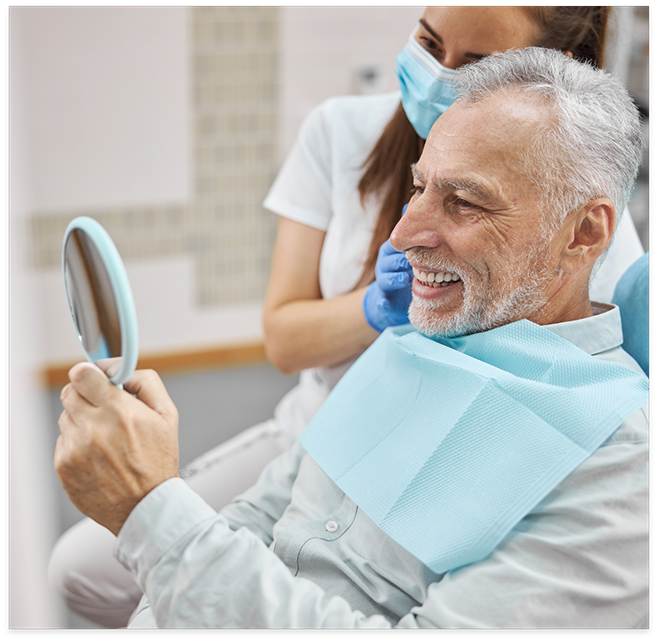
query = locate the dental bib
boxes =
[298,321,648,574]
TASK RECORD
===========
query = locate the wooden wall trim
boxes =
[42,340,268,389]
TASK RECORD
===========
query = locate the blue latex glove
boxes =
[363,206,413,332]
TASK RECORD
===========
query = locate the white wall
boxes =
[16,7,191,214]
[8,7,192,627]
[8,10,67,628]
[278,6,422,162]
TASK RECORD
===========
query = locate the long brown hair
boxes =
[355,6,612,288]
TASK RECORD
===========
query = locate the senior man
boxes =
[55,48,648,628]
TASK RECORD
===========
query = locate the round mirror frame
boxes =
[62,216,139,386]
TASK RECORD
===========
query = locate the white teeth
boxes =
[412,267,461,285]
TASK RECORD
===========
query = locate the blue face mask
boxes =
[395,31,457,139]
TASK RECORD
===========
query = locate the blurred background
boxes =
[8,6,649,628]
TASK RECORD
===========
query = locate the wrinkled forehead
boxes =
[417,94,555,200]
[443,90,554,139]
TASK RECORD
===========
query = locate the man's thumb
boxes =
[68,362,112,407]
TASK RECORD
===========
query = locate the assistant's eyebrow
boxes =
[411,164,498,203]
[418,18,486,61]
[419,19,443,45]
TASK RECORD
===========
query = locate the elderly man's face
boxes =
[391,94,561,338]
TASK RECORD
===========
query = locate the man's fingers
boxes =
[58,406,73,434]
[68,362,113,407]
[65,364,177,429]
[94,357,123,379]
[122,370,178,419]
[59,380,97,426]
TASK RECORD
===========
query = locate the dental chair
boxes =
[612,252,649,377]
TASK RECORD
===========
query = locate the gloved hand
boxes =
[362,206,413,332]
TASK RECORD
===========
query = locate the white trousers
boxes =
[47,419,291,628]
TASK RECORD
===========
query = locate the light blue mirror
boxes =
[62,216,138,386]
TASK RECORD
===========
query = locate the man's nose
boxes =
[390,202,442,252]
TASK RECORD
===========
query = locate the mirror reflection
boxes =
[64,228,122,369]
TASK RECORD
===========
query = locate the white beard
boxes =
[407,241,555,339]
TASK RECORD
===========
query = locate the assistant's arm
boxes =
[262,217,378,374]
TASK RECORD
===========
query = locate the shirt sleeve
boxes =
[262,101,334,231]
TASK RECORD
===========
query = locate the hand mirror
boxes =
[62,216,138,386]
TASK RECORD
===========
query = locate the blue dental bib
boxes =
[298,321,648,574]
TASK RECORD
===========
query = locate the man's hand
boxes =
[55,362,180,536]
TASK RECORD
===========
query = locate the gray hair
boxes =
[453,47,643,232]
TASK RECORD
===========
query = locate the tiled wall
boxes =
[29,6,279,307]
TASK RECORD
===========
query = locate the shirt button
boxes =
[325,520,338,533]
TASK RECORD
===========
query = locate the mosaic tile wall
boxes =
[29,6,279,307]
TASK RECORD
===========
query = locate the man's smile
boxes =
[408,260,465,302]
[412,266,462,287]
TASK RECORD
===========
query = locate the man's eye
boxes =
[411,185,425,197]
[455,198,479,209]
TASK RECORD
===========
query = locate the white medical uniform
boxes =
[48,91,646,628]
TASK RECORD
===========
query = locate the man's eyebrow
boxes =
[411,165,498,203]
[418,18,486,61]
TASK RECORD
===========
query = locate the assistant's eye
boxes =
[419,36,438,51]
[418,36,445,61]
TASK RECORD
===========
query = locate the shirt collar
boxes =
[542,302,623,356]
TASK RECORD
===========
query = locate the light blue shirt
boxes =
[116,303,648,628]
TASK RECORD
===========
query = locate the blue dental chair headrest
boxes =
[612,252,649,376]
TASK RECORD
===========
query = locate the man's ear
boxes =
[559,198,615,274]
